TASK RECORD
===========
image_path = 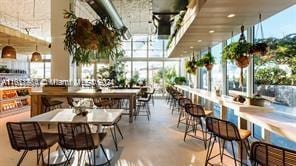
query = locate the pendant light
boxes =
[1,39,16,59]
[31,45,42,62]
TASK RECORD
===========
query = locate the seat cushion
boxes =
[43,133,59,147]
[204,110,213,116]
[239,129,251,139]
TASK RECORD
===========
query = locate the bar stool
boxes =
[177,97,192,128]
[250,141,296,166]
[41,96,63,113]
[6,122,59,165]
[183,104,212,148]
[171,92,183,114]
[205,117,251,166]
[57,122,110,165]
[147,88,155,106]
[135,93,152,120]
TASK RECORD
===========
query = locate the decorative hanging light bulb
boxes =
[31,45,42,62]
[1,39,16,59]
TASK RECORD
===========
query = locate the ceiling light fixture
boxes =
[1,39,16,59]
[227,14,236,18]
[190,46,194,49]
[198,40,202,42]
[31,45,42,62]
[209,30,215,33]
[183,51,187,53]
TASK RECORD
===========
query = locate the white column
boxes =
[246,26,254,97]
[51,0,75,80]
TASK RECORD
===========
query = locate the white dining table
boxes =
[23,108,124,125]
[23,108,124,166]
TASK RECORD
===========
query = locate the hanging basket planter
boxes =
[250,42,268,56]
[196,52,215,71]
[185,56,197,74]
[235,55,250,68]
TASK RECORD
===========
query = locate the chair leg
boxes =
[47,147,51,165]
[17,150,28,166]
[199,118,207,149]
[205,136,215,166]
[110,127,118,151]
[230,141,238,166]
[100,144,110,166]
[184,117,189,141]
[115,123,124,139]
[177,109,183,128]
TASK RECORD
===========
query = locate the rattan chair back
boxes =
[6,122,47,151]
[58,122,97,150]
[206,117,241,141]
[250,141,296,166]
[185,104,206,117]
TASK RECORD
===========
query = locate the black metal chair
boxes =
[250,141,296,166]
[57,122,110,165]
[184,104,212,149]
[205,117,251,166]
[135,93,152,120]
[6,122,58,166]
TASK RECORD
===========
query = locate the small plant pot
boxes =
[235,56,249,68]
[205,64,213,71]
[249,98,265,107]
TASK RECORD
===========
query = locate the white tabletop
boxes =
[23,108,124,125]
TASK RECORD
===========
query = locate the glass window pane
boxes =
[45,62,51,78]
[133,49,147,57]
[254,5,296,114]
[124,61,131,80]
[211,43,223,91]
[133,62,147,81]
[81,64,94,79]
[149,61,163,95]
[149,49,163,58]
[30,63,44,79]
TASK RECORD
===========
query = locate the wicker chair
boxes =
[6,122,58,166]
[171,92,184,114]
[184,104,212,148]
[147,88,155,106]
[177,97,192,128]
[41,96,63,113]
[205,117,251,166]
[57,122,110,165]
[250,141,296,166]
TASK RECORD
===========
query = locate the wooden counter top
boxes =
[31,88,140,96]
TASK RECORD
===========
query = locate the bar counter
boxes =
[174,85,296,142]
[31,88,140,123]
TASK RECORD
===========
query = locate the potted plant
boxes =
[247,94,265,107]
[64,10,121,65]
[174,76,187,85]
[185,56,197,74]
[196,52,215,71]
[250,42,268,56]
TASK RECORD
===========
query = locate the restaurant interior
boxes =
[0,0,295,165]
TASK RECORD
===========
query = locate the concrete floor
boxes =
[0,99,235,166]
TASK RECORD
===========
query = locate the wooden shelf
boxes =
[0,87,31,117]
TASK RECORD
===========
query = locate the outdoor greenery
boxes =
[152,67,178,86]
[255,67,290,85]
[64,10,121,65]
[255,33,296,85]
[174,76,187,85]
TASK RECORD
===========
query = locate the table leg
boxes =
[129,95,134,123]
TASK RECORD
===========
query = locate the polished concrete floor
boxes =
[0,99,235,166]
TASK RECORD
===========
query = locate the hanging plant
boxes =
[185,56,197,74]
[222,26,252,87]
[250,14,268,56]
[64,10,121,65]
[196,52,215,71]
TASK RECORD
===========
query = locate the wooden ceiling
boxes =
[0,25,50,55]
[168,0,296,58]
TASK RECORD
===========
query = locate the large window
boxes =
[211,43,223,91]
[121,35,181,96]
[200,50,208,90]
[226,33,248,95]
[254,5,296,115]
[30,55,51,79]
